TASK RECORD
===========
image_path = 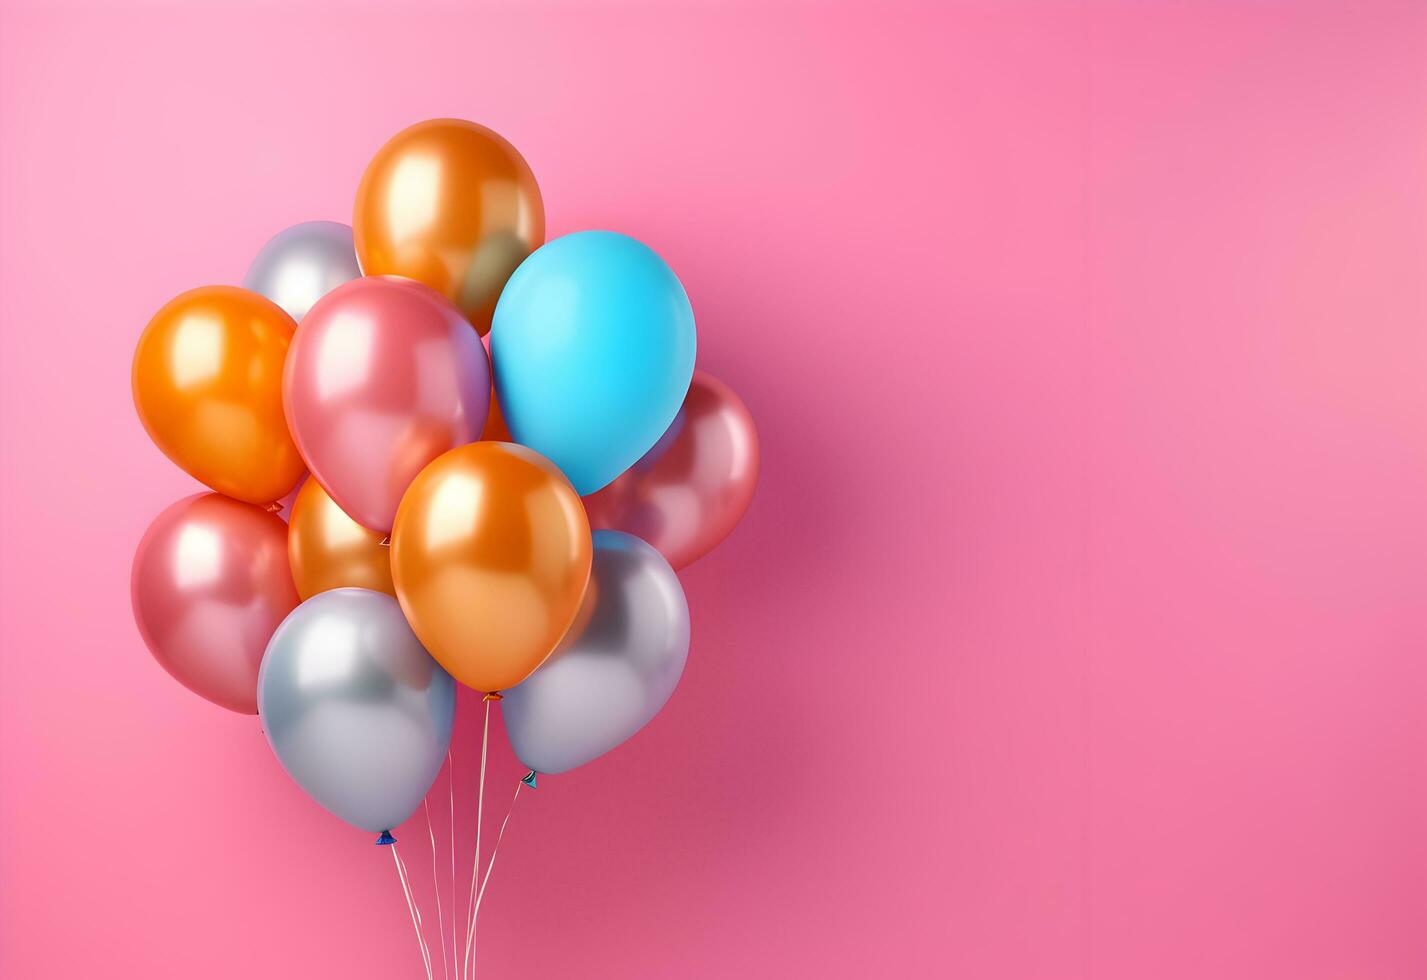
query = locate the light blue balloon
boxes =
[491,231,697,495]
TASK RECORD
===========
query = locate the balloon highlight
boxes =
[284,276,490,533]
[502,531,690,774]
[491,231,696,495]
[243,220,362,322]
[353,118,544,335]
[287,477,394,600]
[585,370,759,569]
[390,442,592,693]
[133,286,304,505]
[131,494,299,714]
[259,589,455,835]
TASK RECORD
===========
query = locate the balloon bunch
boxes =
[131,121,758,884]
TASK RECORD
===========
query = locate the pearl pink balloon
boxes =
[283,276,490,533]
[583,370,758,569]
[131,494,299,714]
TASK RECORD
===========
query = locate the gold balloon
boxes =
[287,479,394,600]
[132,286,304,505]
[353,118,544,335]
[390,442,591,693]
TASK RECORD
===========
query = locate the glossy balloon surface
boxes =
[502,531,690,774]
[287,478,394,600]
[353,118,544,335]
[585,370,758,569]
[259,589,455,834]
[133,286,304,504]
[479,333,512,441]
[283,276,490,533]
[491,231,696,494]
[390,442,591,693]
[243,220,362,322]
[131,493,299,713]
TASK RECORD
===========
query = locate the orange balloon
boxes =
[287,478,395,600]
[390,442,591,693]
[133,286,304,505]
[480,385,511,442]
[353,118,544,335]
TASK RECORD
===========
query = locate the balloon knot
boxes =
[483,691,503,702]
[264,501,283,514]
[375,830,396,846]
[521,770,538,789]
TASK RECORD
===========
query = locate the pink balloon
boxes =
[583,370,759,569]
[284,276,490,533]
[131,493,299,714]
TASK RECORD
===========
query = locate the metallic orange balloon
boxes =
[479,334,511,441]
[390,442,591,693]
[133,286,304,505]
[287,478,394,600]
[353,118,544,335]
[480,385,512,442]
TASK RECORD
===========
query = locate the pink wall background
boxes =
[2,2,1425,977]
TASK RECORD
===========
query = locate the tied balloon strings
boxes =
[394,845,435,980]
[476,779,525,906]
[461,696,494,980]
[391,842,435,980]
[423,799,451,980]
[466,777,526,978]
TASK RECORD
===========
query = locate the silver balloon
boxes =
[502,531,690,774]
[243,220,362,322]
[258,588,455,836]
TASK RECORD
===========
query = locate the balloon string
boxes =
[461,697,492,980]
[447,749,456,977]
[467,778,524,977]
[392,842,434,980]
[424,799,451,980]
[396,844,433,980]
[396,845,435,980]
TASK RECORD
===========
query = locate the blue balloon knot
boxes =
[521,770,538,789]
[375,830,396,846]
